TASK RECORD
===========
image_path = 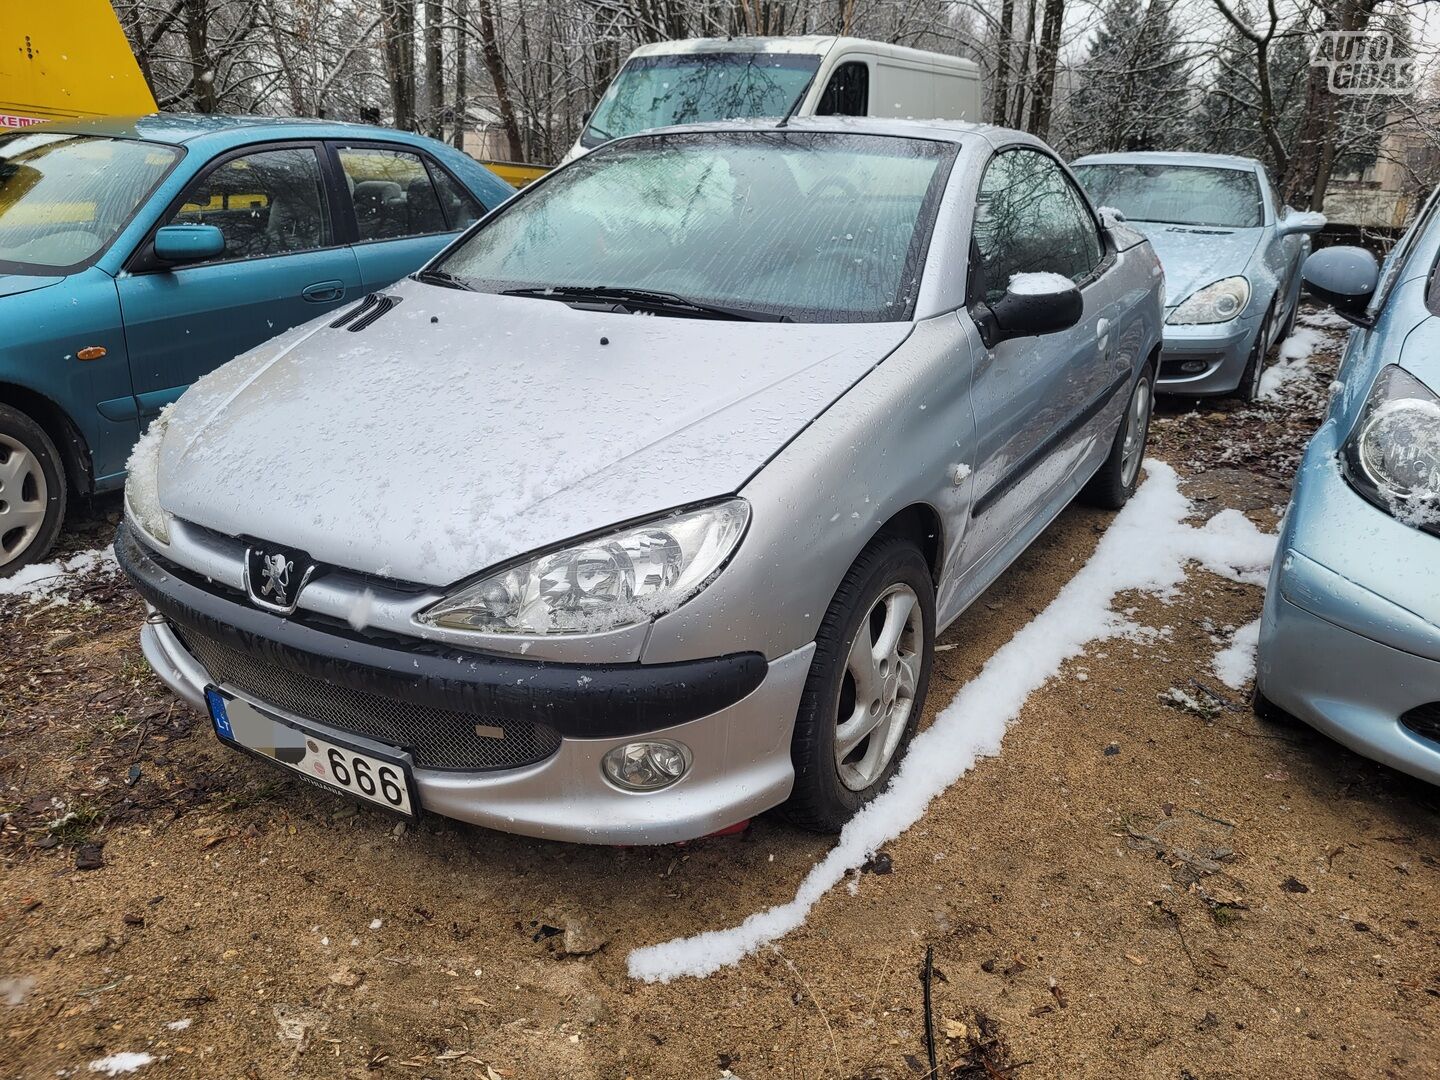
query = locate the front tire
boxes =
[1233,303,1277,402]
[1080,363,1154,510]
[785,535,935,833]
[0,404,66,579]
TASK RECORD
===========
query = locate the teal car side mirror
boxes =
[1302,245,1378,328]
[153,224,225,264]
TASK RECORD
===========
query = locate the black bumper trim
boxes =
[117,524,768,739]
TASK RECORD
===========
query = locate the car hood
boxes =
[1127,222,1262,308]
[157,279,912,586]
[0,273,66,300]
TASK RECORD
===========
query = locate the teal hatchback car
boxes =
[0,113,512,576]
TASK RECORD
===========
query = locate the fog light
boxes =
[602,740,691,792]
[1180,360,1207,374]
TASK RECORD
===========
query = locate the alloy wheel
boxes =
[1121,376,1152,488]
[835,583,924,791]
[0,433,49,569]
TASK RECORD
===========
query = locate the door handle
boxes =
[302,280,345,303]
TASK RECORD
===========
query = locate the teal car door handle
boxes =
[302,280,346,303]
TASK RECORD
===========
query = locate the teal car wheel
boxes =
[0,405,67,578]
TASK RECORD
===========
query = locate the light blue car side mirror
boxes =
[153,224,225,264]
[1276,209,1327,237]
[1302,245,1378,328]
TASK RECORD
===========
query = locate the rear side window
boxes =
[816,61,869,117]
[337,146,451,241]
[429,166,485,230]
[972,148,1102,304]
[170,146,331,262]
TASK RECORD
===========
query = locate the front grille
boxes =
[175,627,561,772]
[1401,703,1440,746]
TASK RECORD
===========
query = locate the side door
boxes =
[329,142,486,293]
[117,142,361,417]
[960,146,1119,570]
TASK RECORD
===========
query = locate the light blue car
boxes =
[1256,185,1440,785]
[1072,151,1324,400]
[0,114,512,577]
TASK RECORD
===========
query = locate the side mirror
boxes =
[153,224,225,265]
[1277,209,1326,237]
[1301,245,1378,328]
[976,273,1084,347]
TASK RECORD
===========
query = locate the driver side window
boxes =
[168,146,332,265]
[972,148,1103,305]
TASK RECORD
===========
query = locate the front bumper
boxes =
[1257,431,1440,786]
[1155,313,1263,395]
[120,524,811,844]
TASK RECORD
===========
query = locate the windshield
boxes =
[1071,163,1263,229]
[439,131,955,323]
[0,133,180,273]
[580,53,822,148]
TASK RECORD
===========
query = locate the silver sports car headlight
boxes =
[123,406,174,545]
[418,500,750,635]
[1166,276,1251,325]
[1342,365,1440,534]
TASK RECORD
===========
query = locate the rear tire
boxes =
[784,535,935,833]
[0,404,66,579]
[1080,364,1154,510]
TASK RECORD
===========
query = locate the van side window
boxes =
[816,62,869,117]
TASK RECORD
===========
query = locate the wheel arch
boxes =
[870,502,944,582]
[0,383,93,495]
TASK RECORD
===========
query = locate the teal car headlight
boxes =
[1166,276,1251,325]
[418,500,750,635]
[1342,365,1440,534]
[123,406,174,546]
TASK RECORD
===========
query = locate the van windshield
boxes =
[580,53,822,148]
[0,132,180,274]
[440,130,955,323]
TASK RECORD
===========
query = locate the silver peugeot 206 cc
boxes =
[118,118,1163,843]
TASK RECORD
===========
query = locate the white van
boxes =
[562,35,982,163]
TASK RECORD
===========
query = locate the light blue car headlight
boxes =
[1342,365,1440,534]
[1166,276,1250,325]
[418,500,750,635]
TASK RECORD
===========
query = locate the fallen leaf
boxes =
[943,1018,967,1040]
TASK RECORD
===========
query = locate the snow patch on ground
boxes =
[628,460,1275,982]
[0,547,118,604]
[88,1052,155,1075]
[1259,326,1329,401]
[1213,618,1262,690]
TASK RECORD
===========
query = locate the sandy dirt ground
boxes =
[2,311,1438,1080]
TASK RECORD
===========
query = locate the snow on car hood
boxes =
[157,278,912,586]
[1127,223,1262,310]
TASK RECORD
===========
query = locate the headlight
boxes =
[1166,276,1251,324]
[1341,365,1440,534]
[123,405,174,545]
[418,500,749,635]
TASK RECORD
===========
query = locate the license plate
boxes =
[206,686,417,818]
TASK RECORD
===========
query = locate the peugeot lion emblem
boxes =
[244,544,316,614]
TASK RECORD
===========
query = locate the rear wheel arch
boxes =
[0,383,93,495]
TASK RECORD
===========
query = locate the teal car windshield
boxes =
[441,131,955,323]
[0,132,181,274]
[580,53,822,148]
[1072,163,1262,229]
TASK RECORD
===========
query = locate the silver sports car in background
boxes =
[119,119,1163,843]
[1072,151,1324,400]
[1257,186,1440,786]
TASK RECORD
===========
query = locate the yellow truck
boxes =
[0,0,157,128]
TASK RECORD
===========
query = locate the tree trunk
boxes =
[424,0,444,138]
[474,0,522,160]
[1011,0,1038,129]
[992,0,1015,125]
[381,0,417,130]
[1027,0,1064,137]
[452,0,467,150]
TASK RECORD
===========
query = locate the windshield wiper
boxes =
[415,267,474,290]
[501,285,790,322]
